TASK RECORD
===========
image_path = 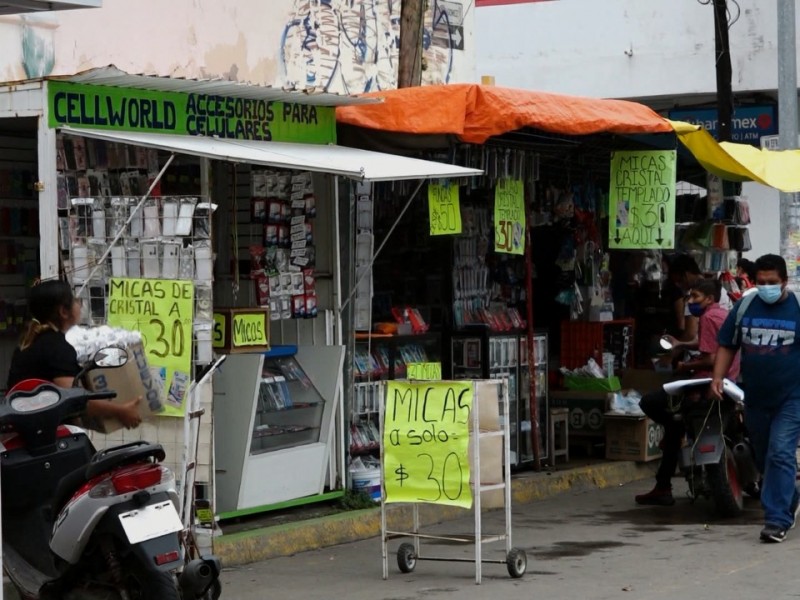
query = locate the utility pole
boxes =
[398,0,424,88]
[778,0,799,279]
[713,0,734,143]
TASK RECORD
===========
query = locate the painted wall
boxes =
[0,0,475,93]
[475,0,791,100]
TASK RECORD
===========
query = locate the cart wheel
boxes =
[506,548,527,578]
[397,543,417,573]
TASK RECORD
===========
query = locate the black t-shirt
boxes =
[6,329,81,389]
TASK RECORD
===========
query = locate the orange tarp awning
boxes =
[336,84,674,143]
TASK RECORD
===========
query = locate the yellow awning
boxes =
[670,119,800,192]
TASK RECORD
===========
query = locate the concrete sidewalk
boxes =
[215,459,656,567]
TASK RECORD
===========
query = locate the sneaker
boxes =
[792,497,800,530]
[635,486,675,506]
[760,524,787,543]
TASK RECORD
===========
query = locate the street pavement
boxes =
[220,479,800,600]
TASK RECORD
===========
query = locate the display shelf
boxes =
[448,330,549,468]
[353,332,441,382]
[213,345,344,516]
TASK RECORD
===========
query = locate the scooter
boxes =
[663,377,760,518]
[1,347,221,600]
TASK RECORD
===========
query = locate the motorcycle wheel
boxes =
[120,560,180,600]
[707,447,744,518]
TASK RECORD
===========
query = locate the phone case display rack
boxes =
[449,331,548,467]
[248,169,319,321]
[451,202,527,331]
[674,184,752,274]
[379,379,527,584]
[56,133,216,365]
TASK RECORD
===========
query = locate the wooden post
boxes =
[398,0,424,88]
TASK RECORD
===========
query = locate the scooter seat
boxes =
[85,441,166,480]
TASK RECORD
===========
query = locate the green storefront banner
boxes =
[48,81,336,145]
[609,150,677,250]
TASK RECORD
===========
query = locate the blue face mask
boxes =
[757,284,784,304]
[687,302,705,317]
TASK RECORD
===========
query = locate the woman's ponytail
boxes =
[18,318,57,350]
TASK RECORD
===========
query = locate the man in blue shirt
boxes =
[713,254,800,543]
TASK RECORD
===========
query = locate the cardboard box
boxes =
[213,308,270,353]
[549,391,609,436]
[605,414,664,462]
[469,434,504,509]
[84,343,164,433]
[473,380,502,432]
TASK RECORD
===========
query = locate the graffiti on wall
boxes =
[280,0,461,94]
[19,15,56,79]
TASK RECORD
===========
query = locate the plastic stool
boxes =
[549,407,569,464]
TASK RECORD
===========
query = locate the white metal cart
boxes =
[379,379,527,584]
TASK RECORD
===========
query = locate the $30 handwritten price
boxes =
[394,452,465,502]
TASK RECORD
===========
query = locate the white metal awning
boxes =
[57,66,379,107]
[0,0,100,14]
[59,128,483,182]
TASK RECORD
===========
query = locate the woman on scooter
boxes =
[6,279,141,429]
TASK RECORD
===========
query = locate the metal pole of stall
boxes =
[333,176,347,491]
[524,191,541,470]
[778,0,799,283]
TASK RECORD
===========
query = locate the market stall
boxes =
[336,83,800,470]
[0,67,481,522]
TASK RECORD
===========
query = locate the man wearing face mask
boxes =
[713,254,800,543]
[635,278,739,506]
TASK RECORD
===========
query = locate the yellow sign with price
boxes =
[108,278,194,417]
[609,150,676,249]
[383,381,473,508]
[406,362,442,381]
[494,178,525,255]
[428,183,462,235]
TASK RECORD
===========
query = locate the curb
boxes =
[215,460,655,566]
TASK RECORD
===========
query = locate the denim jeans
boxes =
[745,399,800,529]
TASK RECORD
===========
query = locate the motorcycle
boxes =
[662,377,760,518]
[1,346,221,600]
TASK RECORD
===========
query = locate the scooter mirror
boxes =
[659,336,673,351]
[94,347,129,368]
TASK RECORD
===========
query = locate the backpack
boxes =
[732,290,800,345]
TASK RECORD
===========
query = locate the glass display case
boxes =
[214,344,344,518]
[250,354,326,454]
[449,329,549,468]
